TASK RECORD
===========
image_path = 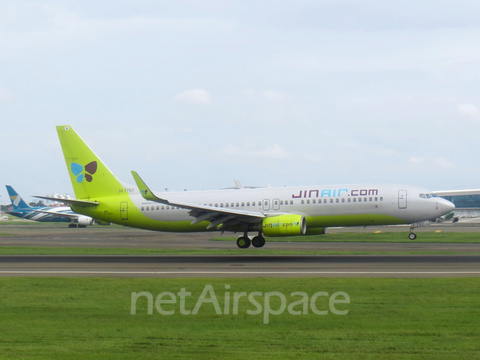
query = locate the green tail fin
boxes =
[57,125,123,200]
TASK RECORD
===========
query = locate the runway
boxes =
[2,223,480,252]
[1,223,480,277]
[1,254,479,278]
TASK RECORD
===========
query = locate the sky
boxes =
[1,0,480,203]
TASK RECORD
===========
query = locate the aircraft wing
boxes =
[27,209,79,220]
[131,171,265,230]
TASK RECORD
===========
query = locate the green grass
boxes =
[0,277,479,359]
[0,246,479,256]
[0,220,51,226]
[213,231,480,243]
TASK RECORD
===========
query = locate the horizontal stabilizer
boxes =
[33,196,99,206]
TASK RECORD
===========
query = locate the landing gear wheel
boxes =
[408,233,417,240]
[68,224,77,228]
[252,236,266,248]
[236,236,251,249]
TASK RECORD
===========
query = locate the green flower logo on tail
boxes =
[71,161,97,183]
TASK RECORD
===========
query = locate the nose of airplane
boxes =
[439,198,455,214]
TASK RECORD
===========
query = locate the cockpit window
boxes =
[420,193,438,199]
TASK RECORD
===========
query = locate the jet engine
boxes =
[262,215,306,236]
[78,216,95,226]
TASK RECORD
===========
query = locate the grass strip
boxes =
[0,277,479,359]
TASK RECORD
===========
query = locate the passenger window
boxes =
[306,200,310,204]
[301,200,305,204]
[380,197,383,201]
[348,198,351,202]
[247,202,250,206]
[312,199,316,204]
[342,198,345,203]
[336,199,339,203]
[353,198,356,202]
[330,199,333,203]
[290,200,293,205]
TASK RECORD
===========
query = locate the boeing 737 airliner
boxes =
[36,126,455,248]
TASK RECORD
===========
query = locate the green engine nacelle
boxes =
[262,215,306,237]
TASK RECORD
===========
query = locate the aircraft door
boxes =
[398,190,407,209]
[262,199,270,211]
[120,201,129,220]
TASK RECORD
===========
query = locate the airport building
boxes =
[434,190,480,218]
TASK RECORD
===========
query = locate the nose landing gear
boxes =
[408,224,417,240]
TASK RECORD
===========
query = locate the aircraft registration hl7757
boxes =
[36,126,455,249]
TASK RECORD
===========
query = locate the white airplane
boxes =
[6,185,95,227]
[36,125,455,248]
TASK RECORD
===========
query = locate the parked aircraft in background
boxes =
[36,125,454,248]
[6,185,95,227]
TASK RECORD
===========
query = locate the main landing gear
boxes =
[408,224,417,240]
[236,232,266,249]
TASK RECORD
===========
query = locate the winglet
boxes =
[131,171,169,203]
